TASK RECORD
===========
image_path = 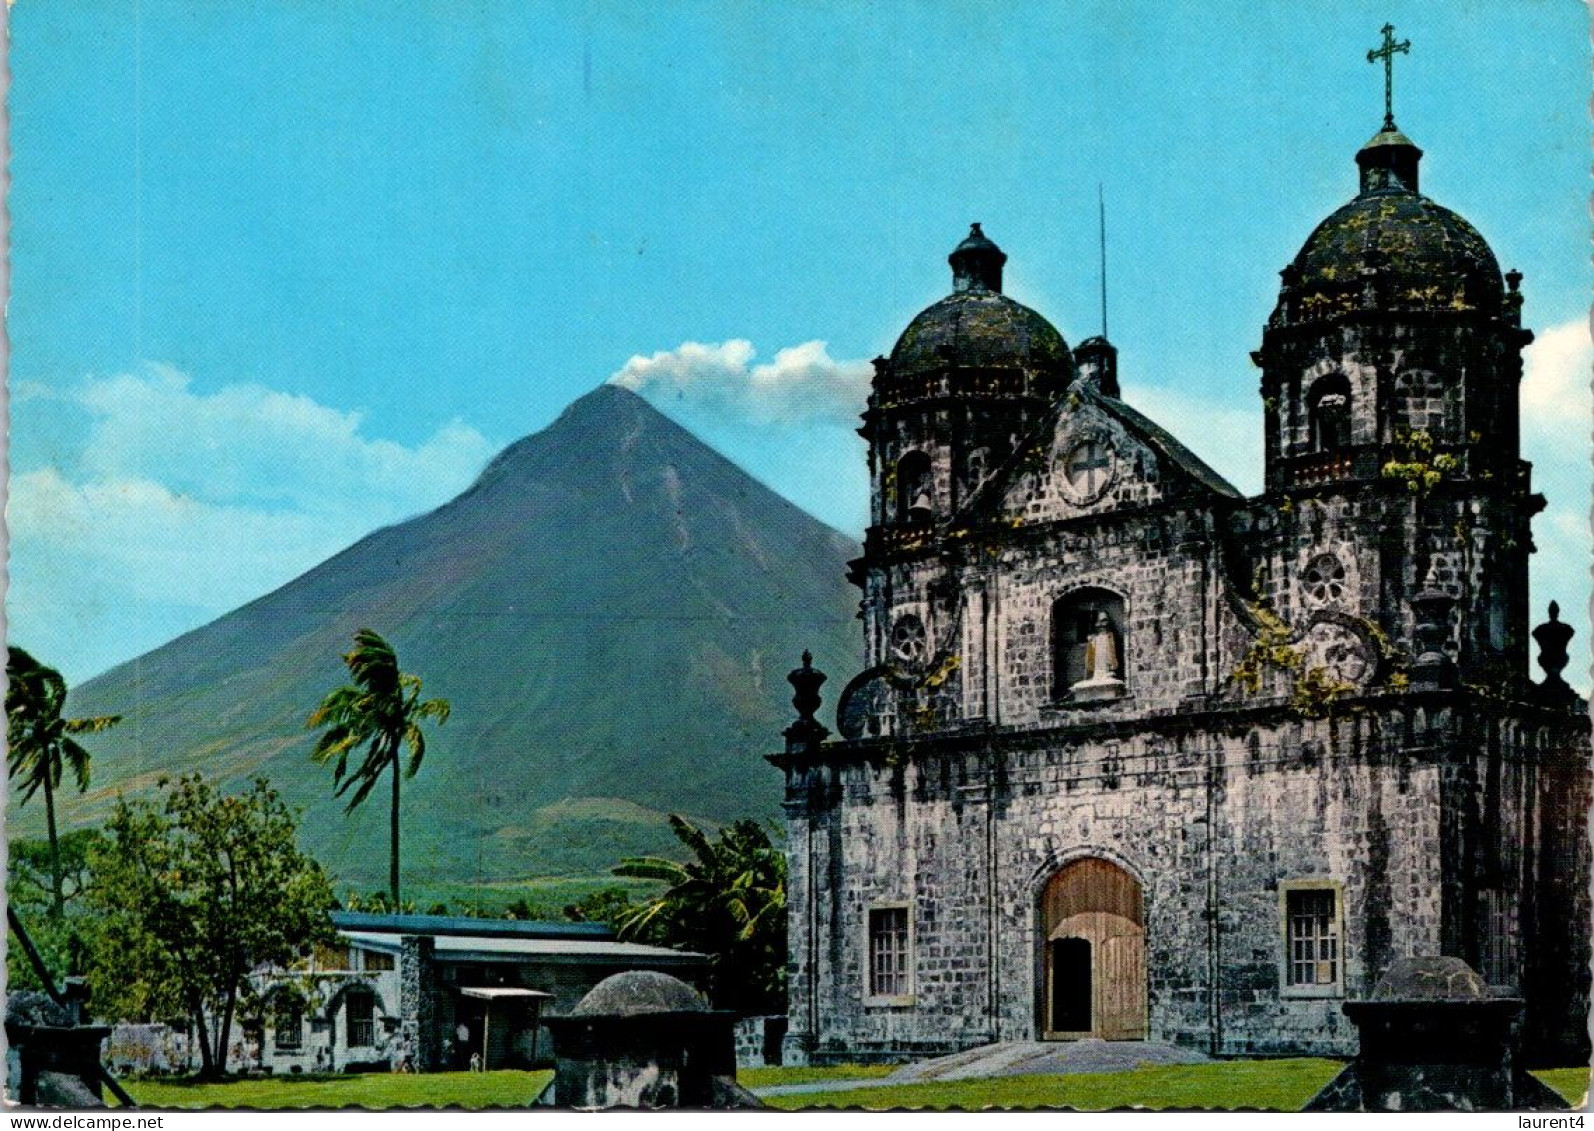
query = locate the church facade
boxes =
[772,91,1590,1062]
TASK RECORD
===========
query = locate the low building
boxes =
[253,912,706,1074]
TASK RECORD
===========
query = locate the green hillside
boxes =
[24,385,859,894]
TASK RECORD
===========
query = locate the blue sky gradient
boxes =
[9,2,1590,687]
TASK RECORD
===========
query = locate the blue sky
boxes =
[9,1,1591,687]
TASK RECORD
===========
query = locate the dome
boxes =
[569,970,709,1017]
[1276,126,1503,323]
[886,224,1072,380]
[1369,956,1490,1002]
[890,291,1070,378]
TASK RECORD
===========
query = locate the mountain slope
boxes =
[34,385,859,890]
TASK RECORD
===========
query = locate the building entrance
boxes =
[1040,857,1147,1040]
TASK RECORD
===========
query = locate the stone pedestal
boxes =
[1306,957,1567,1112]
[6,992,113,1108]
[1070,675,1126,703]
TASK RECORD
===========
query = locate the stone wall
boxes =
[781,698,1587,1065]
[733,1016,787,1068]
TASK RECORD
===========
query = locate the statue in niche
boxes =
[1071,610,1126,701]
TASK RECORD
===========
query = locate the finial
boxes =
[1506,269,1523,294]
[1366,23,1411,132]
[1533,602,1576,706]
[949,223,1007,294]
[788,650,827,727]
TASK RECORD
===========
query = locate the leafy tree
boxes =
[308,629,450,909]
[6,647,121,916]
[87,774,335,1078]
[563,885,635,926]
[613,816,786,1013]
[7,831,106,991]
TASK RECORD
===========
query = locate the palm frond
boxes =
[63,714,122,736]
[667,814,717,867]
[61,739,92,792]
[403,724,426,778]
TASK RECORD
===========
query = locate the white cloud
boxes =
[68,364,494,512]
[8,366,497,681]
[608,338,872,424]
[1521,317,1592,434]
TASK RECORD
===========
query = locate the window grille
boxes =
[361,948,395,972]
[274,1002,302,1051]
[346,989,376,1048]
[1286,889,1339,987]
[869,907,910,997]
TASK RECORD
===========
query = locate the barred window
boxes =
[1479,888,1515,988]
[345,988,376,1048]
[1286,889,1339,988]
[869,907,910,998]
[361,948,395,973]
[273,1000,302,1051]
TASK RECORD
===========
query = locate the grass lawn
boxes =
[1534,1068,1591,1108]
[117,1062,1589,1111]
[125,1070,552,1109]
[737,1063,900,1089]
[764,1058,1347,1111]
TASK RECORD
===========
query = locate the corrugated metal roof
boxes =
[340,930,705,965]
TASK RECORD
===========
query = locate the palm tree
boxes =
[613,815,786,1012]
[5,647,121,916]
[307,629,449,909]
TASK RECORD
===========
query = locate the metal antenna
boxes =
[1098,183,1109,340]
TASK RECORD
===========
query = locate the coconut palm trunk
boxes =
[308,630,449,914]
[390,750,402,908]
[6,647,121,920]
[42,769,62,917]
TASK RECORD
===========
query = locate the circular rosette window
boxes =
[890,614,928,667]
[1300,618,1375,689]
[1301,553,1349,608]
[1060,433,1117,505]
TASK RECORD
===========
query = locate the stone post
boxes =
[399,936,438,1071]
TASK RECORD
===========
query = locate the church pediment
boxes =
[963,384,1240,527]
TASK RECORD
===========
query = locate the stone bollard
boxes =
[539,970,764,1109]
[1306,956,1567,1111]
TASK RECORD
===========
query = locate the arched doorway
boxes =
[1039,857,1147,1040]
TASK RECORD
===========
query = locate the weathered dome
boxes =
[1276,126,1503,323]
[1369,956,1491,1002]
[570,970,709,1017]
[890,291,1070,378]
[887,224,1072,380]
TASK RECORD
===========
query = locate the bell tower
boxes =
[1252,29,1540,692]
[862,224,1071,534]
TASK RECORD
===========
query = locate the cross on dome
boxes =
[1366,22,1411,131]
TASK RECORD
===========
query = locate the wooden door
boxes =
[1040,859,1147,1040]
[1097,933,1148,1040]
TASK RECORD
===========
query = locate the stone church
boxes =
[773,76,1591,1064]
